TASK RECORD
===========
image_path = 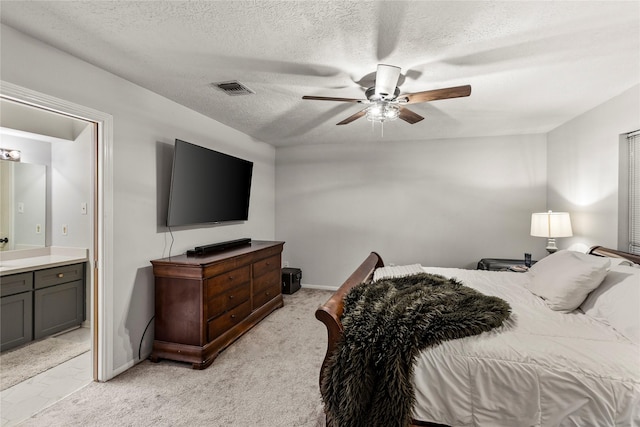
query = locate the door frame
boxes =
[1,80,113,381]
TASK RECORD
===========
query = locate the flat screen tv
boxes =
[167,139,253,227]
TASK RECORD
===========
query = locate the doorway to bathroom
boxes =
[0,82,112,423]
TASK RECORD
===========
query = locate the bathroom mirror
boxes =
[0,159,46,251]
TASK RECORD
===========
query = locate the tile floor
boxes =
[1,328,92,426]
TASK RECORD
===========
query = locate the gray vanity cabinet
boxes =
[1,263,85,351]
[34,263,85,339]
[1,272,34,351]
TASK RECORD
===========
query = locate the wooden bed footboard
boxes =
[314,252,384,388]
[314,252,449,427]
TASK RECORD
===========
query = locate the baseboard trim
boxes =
[301,283,338,291]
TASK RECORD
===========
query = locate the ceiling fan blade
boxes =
[398,107,424,124]
[337,108,367,125]
[400,85,472,104]
[302,95,365,103]
[374,64,401,99]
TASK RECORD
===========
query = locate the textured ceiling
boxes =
[1,1,638,147]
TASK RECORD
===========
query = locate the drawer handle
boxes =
[265,291,270,296]
[266,262,270,266]
[57,273,64,278]
[228,295,234,300]
[230,314,236,319]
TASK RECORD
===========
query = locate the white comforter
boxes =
[412,267,640,427]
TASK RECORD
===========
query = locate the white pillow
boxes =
[580,265,640,344]
[373,264,424,281]
[525,250,610,312]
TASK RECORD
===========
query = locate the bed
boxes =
[315,246,640,427]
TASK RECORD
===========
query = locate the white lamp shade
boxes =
[531,211,573,238]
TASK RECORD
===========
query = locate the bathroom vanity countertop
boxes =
[0,247,88,276]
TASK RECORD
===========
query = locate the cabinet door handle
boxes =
[265,291,270,297]
[57,273,64,278]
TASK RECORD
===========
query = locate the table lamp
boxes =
[531,211,573,253]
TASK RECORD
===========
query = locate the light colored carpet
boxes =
[1,330,91,391]
[21,288,332,427]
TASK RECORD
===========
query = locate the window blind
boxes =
[629,130,640,254]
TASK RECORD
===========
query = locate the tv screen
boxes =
[167,139,253,227]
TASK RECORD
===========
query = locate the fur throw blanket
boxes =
[320,273,511,427]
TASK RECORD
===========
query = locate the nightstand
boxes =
[477,258,536,272]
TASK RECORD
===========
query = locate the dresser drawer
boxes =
[207,299,251,341]
[207,283,250,320]
[253,282,280,308]
[1,272,33,297]
[253,268,280,294]
[252,255,280,278]
[206,266,250,297]
[34,263,84,289]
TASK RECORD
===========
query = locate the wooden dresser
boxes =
[149,240,284,369]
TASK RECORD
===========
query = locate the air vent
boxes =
[211,80,255,96]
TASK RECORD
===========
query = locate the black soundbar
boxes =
[186,238,251,256]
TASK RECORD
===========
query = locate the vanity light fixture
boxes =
[0,148,21,161]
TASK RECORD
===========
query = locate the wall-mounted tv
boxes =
[167,139,253,227]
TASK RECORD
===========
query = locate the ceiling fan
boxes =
[302,64,471,126]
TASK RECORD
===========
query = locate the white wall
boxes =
[51,125,92,249]
[276,134,548,288]
[1,24,276,378]
[547,85,640,252]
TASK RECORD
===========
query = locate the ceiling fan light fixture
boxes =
[385,105,400,119]
[366,102,399,122]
